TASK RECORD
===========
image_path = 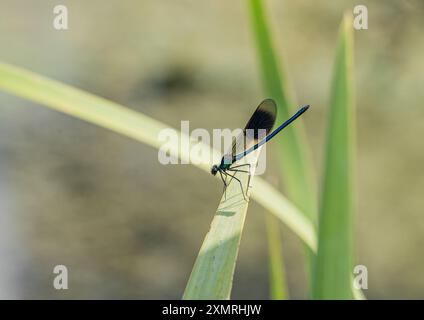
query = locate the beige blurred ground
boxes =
[0,0,423,299]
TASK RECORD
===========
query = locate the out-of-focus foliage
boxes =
[0,0,422,299]
[313,15,355,299]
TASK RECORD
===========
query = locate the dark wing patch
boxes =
[244,98,277,138]
[221,99,277,164]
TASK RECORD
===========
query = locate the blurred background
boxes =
[0,0,423,299]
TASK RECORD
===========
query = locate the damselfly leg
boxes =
[219,163,252,201]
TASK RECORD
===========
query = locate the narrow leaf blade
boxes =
[265,213,288,299]
[183,153,261,299]
[249,0,317,223]
[313,15,355,299]
[248,0,317,295]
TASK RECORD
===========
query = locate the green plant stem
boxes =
[313,14,355,299]
[265,213,288,299]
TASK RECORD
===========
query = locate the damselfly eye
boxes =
[211,165,218,176]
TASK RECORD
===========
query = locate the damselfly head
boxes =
[211,165,219,176]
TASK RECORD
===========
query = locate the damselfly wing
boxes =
[228,98,277,165]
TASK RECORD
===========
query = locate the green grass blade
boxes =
[265,213,288,299]
[183,153,261,299]
[0,61,316,250]
[313,15,355,299]
[0,63,181,162]
[249,0,317,296]
[249,0,317,223]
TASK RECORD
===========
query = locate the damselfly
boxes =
[211,99,309,200]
